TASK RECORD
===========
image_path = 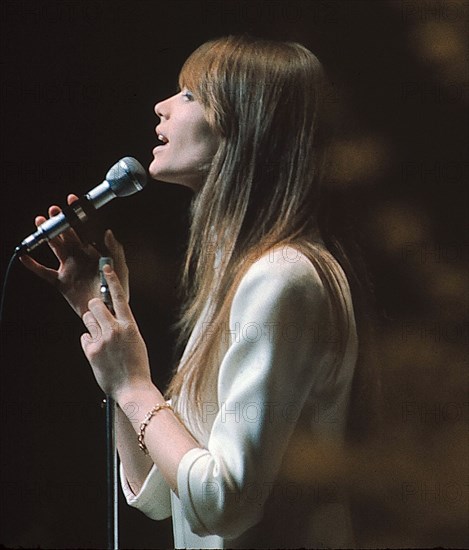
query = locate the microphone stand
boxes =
[99,257,119,550]
[104,395,119,550]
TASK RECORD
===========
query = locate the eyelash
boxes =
[181,90,194,101]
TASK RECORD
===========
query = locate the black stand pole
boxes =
[100,257,119,550]
[105,396,119,550]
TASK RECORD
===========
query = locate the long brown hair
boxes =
[166,35,352,427]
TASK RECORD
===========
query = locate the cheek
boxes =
[198,122,219,155]
[182,121,217,160]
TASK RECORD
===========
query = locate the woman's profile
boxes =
[21,35,360,549]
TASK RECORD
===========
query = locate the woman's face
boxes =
[149,89,219,191]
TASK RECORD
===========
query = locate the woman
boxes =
[21,35,359,549]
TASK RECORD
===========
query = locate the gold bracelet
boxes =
[137,403,173,454]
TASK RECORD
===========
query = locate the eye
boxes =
[181,89,195,102]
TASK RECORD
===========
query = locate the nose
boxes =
[154,96,171,119]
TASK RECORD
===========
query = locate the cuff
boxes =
[120,462,172,520]
[177,447,214,536]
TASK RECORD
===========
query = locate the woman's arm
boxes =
[110,247,352,538]
[115,405,153,495]
[19,201,194,498]
[171,247,357,539]
[115,384,201,496]
[81,266,202,495]
[20,201,202,511]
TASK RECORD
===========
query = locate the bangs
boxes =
[178,39,235,132]
[178,40,220,99]
[177,34,324,139]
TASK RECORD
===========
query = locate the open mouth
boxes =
[157,134,169,146]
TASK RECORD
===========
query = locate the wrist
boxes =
[115,383,166,429]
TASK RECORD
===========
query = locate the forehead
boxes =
[178,41,221,90]
[178,61,202,90]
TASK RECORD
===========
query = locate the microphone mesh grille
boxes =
[106,157,147,197]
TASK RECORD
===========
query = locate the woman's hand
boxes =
[19,194,129,317]
[80,264,153,400]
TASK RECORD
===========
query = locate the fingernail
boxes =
[103,264,112,274]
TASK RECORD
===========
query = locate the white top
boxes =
[120,246,358,549]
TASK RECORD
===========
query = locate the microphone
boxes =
[16,157,147,255]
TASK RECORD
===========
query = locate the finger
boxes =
[59,194,86,247]
[82,309,96,326]
[33,206,78,261]
[80,331,91,354]
[38,204,74,260]
[44,205,67,243]
[32,213,69,262]
[47,195,82,249]
[104,229,122,259]
[35,215,46,227]
[87,297,116,330]
[59,226,83,248]
[81,310,102,348]
[104,230,128,276]
[19,254,59,285]
[34,217,63,249]
[48,205,61,218]
[67,193,79,205]
[103,265,133,320]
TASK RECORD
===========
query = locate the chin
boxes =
[148,163,200,191]
[148,165,171,184]
[148,158,160,178]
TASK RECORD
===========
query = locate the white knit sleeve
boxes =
[120,461,172,520]
[176,248,336,539]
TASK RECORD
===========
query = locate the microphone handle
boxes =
[16,197,97,255]
[99,257,114,314]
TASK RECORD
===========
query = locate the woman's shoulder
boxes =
[242,244,325,288]
[232,244,330,310]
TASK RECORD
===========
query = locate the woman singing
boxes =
[21,35,359,549]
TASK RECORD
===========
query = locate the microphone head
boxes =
[105,157,147,197]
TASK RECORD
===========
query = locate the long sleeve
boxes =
[119,246,357,548]
[119,400,175,520]
[120,461,172,520]
[176,247,352,540]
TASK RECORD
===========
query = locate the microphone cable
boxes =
[0,249,19,326]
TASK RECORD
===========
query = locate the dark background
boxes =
[1,1,467,548]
